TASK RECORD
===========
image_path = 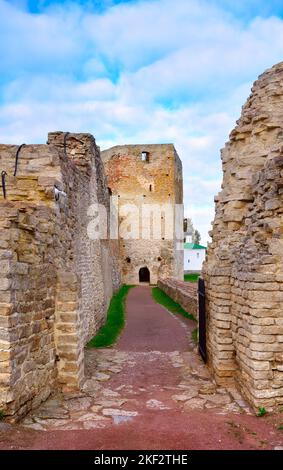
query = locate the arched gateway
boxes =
[139,267,150,283]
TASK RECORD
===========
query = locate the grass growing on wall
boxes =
[152,287,196,322]
[86,285,134,348]
[184,273,200,282]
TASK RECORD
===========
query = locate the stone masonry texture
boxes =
[157,278,198,319]
[101,144,184,285]
[202,62,283,411]
[0,132,120,420]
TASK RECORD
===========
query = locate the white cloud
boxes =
[0,1,88,76]
[1,0,283,244]
[185,204,216,244]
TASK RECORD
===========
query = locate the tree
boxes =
[184,218,194,234]
[184,218,201,244]
[193,229,201,245]
[183,217,194,242]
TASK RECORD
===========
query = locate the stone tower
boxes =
[203,62,283,411]
[101,144,184,285]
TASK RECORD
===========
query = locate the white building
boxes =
[184,242,206,272]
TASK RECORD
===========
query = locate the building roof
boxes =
[184,243,206,250]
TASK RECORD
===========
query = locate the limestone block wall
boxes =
[0,143,61,419]
[101,144,184,285]
[202,62,283,411]
[0,132,120,419]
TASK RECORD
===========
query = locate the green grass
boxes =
[152,287,196,322]
[278,425,283,431]
[86,285,134,348]
[257,407,267,417]
[184,273,200,282]
[191,327,199,343]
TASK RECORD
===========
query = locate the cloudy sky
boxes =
[1,0,283,243]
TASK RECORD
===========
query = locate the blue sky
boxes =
[1,0,283,243]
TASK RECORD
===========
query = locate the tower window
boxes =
[149,184,152,192]
[141,151,149,162]
[126,257,131,263]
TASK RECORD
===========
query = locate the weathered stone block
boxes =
[203,61,283,410]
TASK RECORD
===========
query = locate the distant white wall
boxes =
[184,249,206,271]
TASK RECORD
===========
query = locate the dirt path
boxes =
[117,285,190,352]
[1,286,283,450]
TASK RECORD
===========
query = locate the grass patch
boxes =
[191,327,198,343]
[184,273,200,282]
[152,287,196,322]
[278,425,283,431]
[86,285,134,348]
[257,407,267,417]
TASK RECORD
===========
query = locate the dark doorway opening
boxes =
[139,267,150,283]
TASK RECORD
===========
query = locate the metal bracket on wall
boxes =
[1,171,7,199]
[14,144,26,177]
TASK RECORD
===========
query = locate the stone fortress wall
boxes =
[3,62,283,418]
[101,144,184,285]
[203,62,283,411]
[0,132,120,420]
